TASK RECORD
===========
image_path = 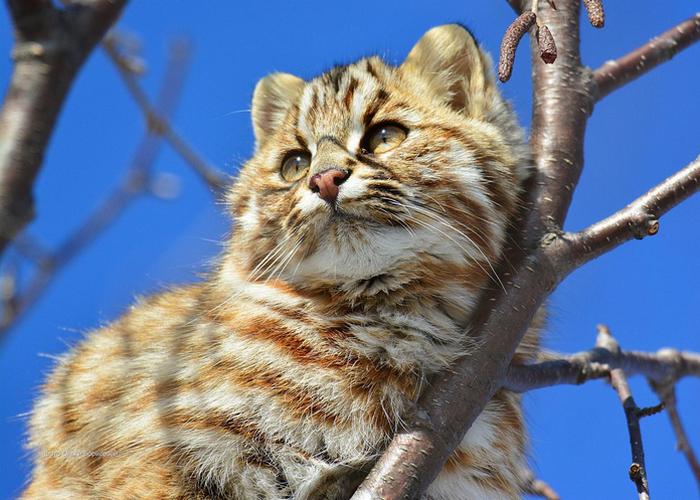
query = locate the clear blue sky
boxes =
[1,2,698,498]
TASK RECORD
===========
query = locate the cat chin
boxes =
[286,224,469,284]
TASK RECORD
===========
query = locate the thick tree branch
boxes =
[0,40,190,335]
[594,13,700,101]
[0,0,128,258]
[527,3,594,232]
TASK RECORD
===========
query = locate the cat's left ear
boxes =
[399,24,497,119]
[251,72,305,149]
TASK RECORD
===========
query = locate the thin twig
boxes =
[598,325,653,500]
[102,35,229,196]
[612,369,651,500]
[594,13,700,100]
[650,383,700,492]
[0,41,192,335]
[0,0,128,258]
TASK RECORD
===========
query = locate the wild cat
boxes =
[22,24,540,499]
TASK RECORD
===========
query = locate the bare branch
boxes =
[505,347,700,393]
[594,13,700,101]
[0,0,128,258]
[557,154,700,275]
[596,326,652,499]
[611,368,651,500]
[650,383,700,492]
[102,35,229,196]
[506,345,700,392]
[0,40,191,335]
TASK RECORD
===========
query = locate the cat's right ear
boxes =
[399,24,497,120]
[251,73,305,149]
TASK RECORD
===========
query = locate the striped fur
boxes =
[22,25,539,499]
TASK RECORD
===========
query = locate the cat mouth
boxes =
[328,209,374,224]
[321,201,406,231]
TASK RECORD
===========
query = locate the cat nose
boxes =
[308,168,349,203]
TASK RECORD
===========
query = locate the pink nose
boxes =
[308,169,349,203]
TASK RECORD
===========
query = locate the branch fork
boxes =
[353,2,700,498]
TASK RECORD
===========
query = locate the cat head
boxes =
[225,25,529,296]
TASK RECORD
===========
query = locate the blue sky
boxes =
[1,2,698,498]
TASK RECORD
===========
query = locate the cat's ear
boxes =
[399,24,497,119]
[251,72,304,148]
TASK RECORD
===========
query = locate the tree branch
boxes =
[102,35,229,196]
[0,39,190,335]
[650,383,700,492]
[610,368,651,500]
[597,326,653,500]
[504,319,700,500]
[594,13,700,101]
[555,154,700,276]
[504,347,700,393]
[0,0,128,258]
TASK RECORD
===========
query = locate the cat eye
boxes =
[280,151,311,182]
[361,123,408,155]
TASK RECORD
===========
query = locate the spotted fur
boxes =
[22,25,539,499]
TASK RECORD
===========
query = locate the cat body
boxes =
[22,25,536,499]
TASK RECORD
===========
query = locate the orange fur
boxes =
[23,25,539,499]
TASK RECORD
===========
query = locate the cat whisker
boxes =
[409,203,505,292]
[374,204,416,238]
[410,198,497,249]
[264,238,304,284]
[248,232,296,282]
[383,198,504,292]
[205,231,302,318]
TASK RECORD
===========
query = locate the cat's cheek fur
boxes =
[237,195,260,234]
